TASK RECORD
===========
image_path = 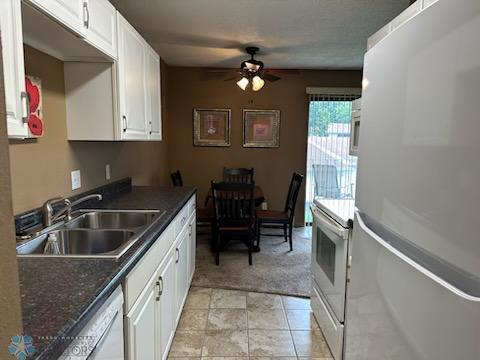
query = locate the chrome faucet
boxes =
[42,197,70,227]
[43,194,103,226]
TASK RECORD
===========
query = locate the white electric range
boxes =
[310,198,355,360]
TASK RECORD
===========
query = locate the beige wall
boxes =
[0,40,23,359]
[167,67,361,224]
[8,47,169,215]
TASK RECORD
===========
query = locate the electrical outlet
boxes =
[105,164,111,180]
[71,170,81,190]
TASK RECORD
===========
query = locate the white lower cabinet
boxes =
[175,228,189,323]
[188,214,196,282]
[125,273,158,360]
[157,252,176,360]
[125,196,196,360]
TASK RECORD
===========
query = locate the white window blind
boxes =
[305,93,360,224]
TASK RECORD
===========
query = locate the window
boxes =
[305,93,360,224]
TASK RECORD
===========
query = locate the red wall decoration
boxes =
[25,75,44,137]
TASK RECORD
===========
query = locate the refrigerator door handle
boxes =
[355,210,480,302]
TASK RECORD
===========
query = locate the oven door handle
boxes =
[311,206,349,240]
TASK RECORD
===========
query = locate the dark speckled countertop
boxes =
[18,186,196,360]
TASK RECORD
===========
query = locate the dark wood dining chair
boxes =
[256,172,304,251]
[211,181,256,265]
[170,170,213,225]
[170,170,183,187]
[223,167,254,184]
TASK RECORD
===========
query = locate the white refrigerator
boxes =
[345,0,480,359]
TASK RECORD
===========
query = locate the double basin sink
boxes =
[17,210,165,260]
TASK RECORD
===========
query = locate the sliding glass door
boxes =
[305,94,359,224]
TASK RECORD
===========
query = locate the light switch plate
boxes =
[71,170,81,190]
[105,164,111,180]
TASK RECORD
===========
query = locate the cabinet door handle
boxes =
[156,276,163,301]
[122,115,127,132]
[175,248,179,263]
[21,92,29,124]
[149,121,152,135]
[188,223,192,236]
[83,2,90,28]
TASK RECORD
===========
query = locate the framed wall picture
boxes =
[193,108,231,147]
[243,109,280,148]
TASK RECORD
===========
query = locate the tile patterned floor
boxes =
[169,287,333,360]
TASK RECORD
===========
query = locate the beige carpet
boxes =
[192,227,312,298]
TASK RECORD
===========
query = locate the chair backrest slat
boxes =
[284,173,304,222]
[223,167,254,184]
[171,170,183,187]
[211,181,255,227]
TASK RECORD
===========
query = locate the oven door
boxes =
[311,205,350,322]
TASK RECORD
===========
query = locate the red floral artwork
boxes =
[25,76,44,137]
[25,77,40,113]
[28,114,43,136]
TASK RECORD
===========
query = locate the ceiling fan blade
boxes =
[206,69,235,73]
[265,69,300,75]
[224,75,240,81]
[262,72,281,82]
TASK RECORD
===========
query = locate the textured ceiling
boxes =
[110,0,410,69]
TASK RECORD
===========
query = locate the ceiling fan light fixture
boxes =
[252,75,265,91]
[237,77,249,91]
[243,60,262,72]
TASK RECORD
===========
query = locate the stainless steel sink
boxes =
[17,209,166,259]
[64,210,159,230]
[17,229,134,256]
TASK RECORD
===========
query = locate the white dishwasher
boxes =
[59,286,124,360]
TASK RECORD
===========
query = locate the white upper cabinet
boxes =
[117,13,162,141]
[64,13,162,141]
[145,45,162,140]
[1,0,29,138]
[26,0,87,37]
[1,0,161,141]
[117,13,148,140]
[84,0,117,59]
[23,0,116,61]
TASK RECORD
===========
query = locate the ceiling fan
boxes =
[216,46,299,91]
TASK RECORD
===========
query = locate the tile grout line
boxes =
[283,296,301,359]
[245,293,250,359]
[280,293,299,358]
[201,287,215,358]
[177,288,316,359]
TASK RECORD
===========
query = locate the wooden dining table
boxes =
[205,185,265,207]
